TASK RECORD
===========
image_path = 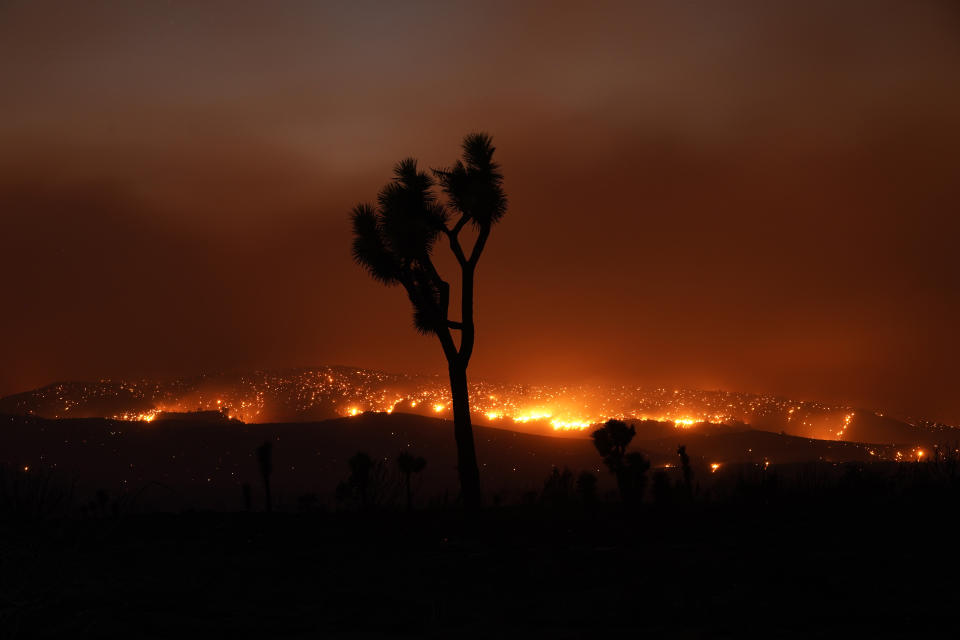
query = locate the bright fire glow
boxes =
[673,418,698,428]
[347,407,360,417]
[512,410,553,423]
[433,403,445,413]
[550,418,593,431]
[710,463,721,473]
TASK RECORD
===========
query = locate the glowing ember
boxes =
[673,418,698,428]
[835,412,854,439]
[710,463,721,473]
[433,404,445,413]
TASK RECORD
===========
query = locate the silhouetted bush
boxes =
[540,466,575,507]
[336,451,393,510]
[0,465,74,521]
[576,471,598,508]
[652,470,673,506]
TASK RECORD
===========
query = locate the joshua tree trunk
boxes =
[449,360,481,509]
[263,477,272,513]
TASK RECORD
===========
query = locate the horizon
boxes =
[0,360,938,422]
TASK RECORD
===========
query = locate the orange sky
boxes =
[1,1,958,422]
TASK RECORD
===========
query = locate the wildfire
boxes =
[673,418,698,428]
[114,410,159,423]
[550,418,594,431]
[836,412,854,439]
[433,403,446,413]
[710,463,721,473]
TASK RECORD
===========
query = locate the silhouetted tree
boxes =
[256,441,273,513]
[592,419,649,505]
[397,451,427,511]
[350,133,507,510]
[541,466,575,506]
[678,445,694,497]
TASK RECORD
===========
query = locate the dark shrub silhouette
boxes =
[397,451,427,511]
[592,419,650,504]
[298,492,320,513]
[348,451,373,509]
[576,471,598,508]
[621,452,651,505]
[541,466,575,506]
[0,465,74,521]
[652,470,673,506]
[242,482,252,512]
[350,133,507,510]
[256,441,273,513]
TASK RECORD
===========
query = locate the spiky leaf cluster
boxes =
[350,159,449,333]
[435,133,507,228]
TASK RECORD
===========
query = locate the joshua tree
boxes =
[677,444,694,496]
[347,451,373,510]
[350,133,507,509]
[592,419,650,504]
[397,451,427,511]
[256,441,273,513]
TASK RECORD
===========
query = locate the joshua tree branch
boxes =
[468,224,490,267]
[445,216,470,266]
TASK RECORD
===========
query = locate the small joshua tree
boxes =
[592,419,650,505]
[397,451,427,511]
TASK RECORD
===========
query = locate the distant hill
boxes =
[1,365,955,447]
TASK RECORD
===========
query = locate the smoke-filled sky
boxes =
[1,1,958,422]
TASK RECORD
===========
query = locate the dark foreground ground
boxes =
[3,494,959,638]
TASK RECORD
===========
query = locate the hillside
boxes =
[1,411,907,511]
